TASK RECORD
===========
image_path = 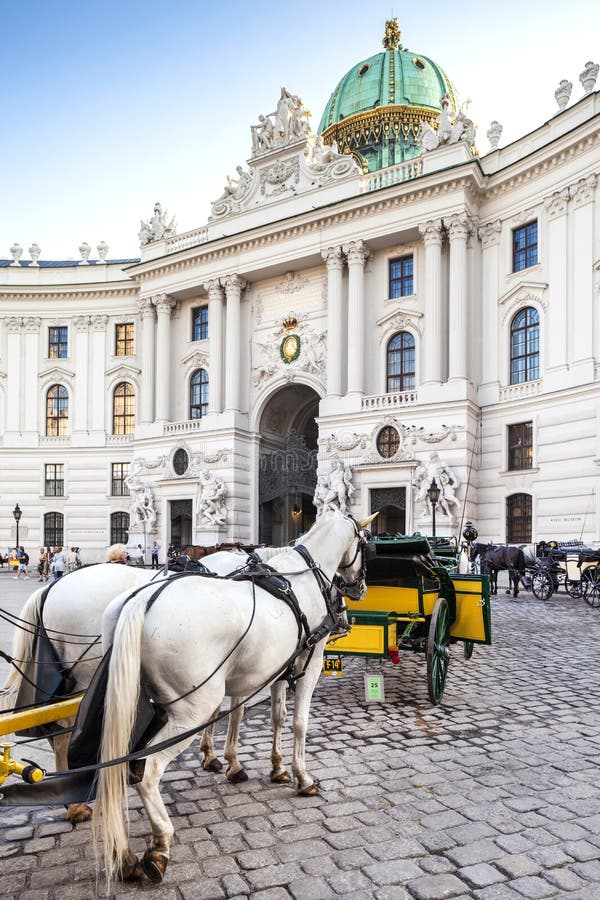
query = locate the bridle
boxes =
[333,516,370,598]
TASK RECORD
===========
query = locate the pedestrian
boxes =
[37,547,48,582]
[107,543,128,564]
[151,540,160,569]
[14,546,30,580]
[51,546,67,581]
[9,548,19,575]
[136,544,145,567]
[74,547,82,568]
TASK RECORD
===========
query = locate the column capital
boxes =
[322,246,344,270]
[91,314,108,331]
[73,315,90,332]
[137,296,156,316]
[154,293,177,314]
[22,316,41,334]
[478,220,502,249]
[6,316,22,334]
[418,219,444,246]
[569,174,596,209]
[223,274,247,294]
[544,188,570,220]
[204,278,225,300]
[444,211,474,241]
[343,240,370,265]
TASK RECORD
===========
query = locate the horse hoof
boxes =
[204,758,223,773]
[141,849,169,883]
[66,803,92,824]
[505,590,511,595]
[227,767,249,784]
[120,850,144,882]
[270,770,291,784]
[297,783,319,797]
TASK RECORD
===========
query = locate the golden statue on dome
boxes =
[382,17,401,51]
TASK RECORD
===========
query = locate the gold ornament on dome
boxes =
[382,17,401,51]
[322,104,439,155]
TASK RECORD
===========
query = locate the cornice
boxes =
[0,284,138,302]
[131,170,482,284]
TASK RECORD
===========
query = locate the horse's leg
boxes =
[200,707,224,773]
[223,700,248,783]
[270,681,291,784]
[50,722,92,824]
[290,654,323,796]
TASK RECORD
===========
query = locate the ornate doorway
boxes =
[170,499,192,547]
[370,487,406,536]
[259,385,320,545]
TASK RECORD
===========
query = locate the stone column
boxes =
[344,240,370,395]
[478,221,502,386]
[223,275,246,412]
[6,318,22,433]
[73,316,90,432]
[22,318,41,434]
[138,297,156,423]
[418,220,444,385]
[444,212,471,381]
[322,247,344,397]
[206,279,224,414]
[569,176,596,365]
[154,293,177,422]
[545,189,570,372]
[91,315,108,432]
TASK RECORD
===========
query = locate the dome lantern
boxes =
[382,17,401,52]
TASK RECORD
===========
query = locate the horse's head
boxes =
[333,513,376,601]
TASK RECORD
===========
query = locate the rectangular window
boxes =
[44,463,64,497]
[49,326,68,359]
[513,221,538,272]
[508,422,533,471]
[389,256,414,299]
[111,462,131,496]
[192,305,209,341]
[115,323,134,356]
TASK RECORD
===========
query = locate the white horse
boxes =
[0,549,283,823]
[94,511,370,887]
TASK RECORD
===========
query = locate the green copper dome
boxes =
[318,20,457,172]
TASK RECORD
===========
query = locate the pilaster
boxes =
[545,189,570,372]
[478,221,502,391]
[418,219,444,385]
[91,314,108,433]
[444,212,472,381]
[322,247,344,398]
[6,317,22,433]
[570,176,596,369]
[73,316,90,433]
[154,293,177,422]
[138,297,156,423]
[343,240,370,396]
[22,317,41,435]
[223,275,246,412]
[206,279,224,414]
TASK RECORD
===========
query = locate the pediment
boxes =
[377,307,423,328]
[498,281,548,308]
[38,365,75,381]
[105,363,142,379]
[181,349,209,368]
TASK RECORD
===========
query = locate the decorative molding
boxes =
[511,207,538,226]
[498,282,548,324]
[478,220,502,248]
[544,188,570,220]
[444,211,474,241]
[0,286,138,303]
[38,365,75,382]
[137,297,155,316]
[91,314,108,331]
[418,219,444,247]
[322,246,344,271]
[499,379,543,401]
[569,174,597,209]
[105,363,142,380]
[22,316,41,334]
[343,240,370,265]
[154,293,177,315]
[319,432,368,454]
[276,272,308,294]
[182,349,209,375]
[361,391,418,410]
[5,317,22,334]
[73,316,90,332]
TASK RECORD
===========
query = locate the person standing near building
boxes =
[150,540,160,569]
[14,547,29,580]
[136,544,145,567]
[51,546,67,581]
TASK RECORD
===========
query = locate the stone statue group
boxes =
[251,87,310,154]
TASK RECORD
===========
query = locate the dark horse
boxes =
[470,542,526,597]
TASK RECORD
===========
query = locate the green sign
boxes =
[364,673,385,702]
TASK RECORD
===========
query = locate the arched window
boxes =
[190,368,209,419]
[506,493,532,544]
[44,512,64,547]
[510,308,539,384]
[46,384,69,436]
[113,382,135,434]
[387,332,415,393]
[110,511,130,545]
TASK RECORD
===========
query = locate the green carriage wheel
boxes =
[427,597,450,705]
[463,640,475,660]
[531,570,554,601]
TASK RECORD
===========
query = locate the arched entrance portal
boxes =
[259,384,320,545]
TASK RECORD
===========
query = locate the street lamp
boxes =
[13,503,22,548]
[427,478,440,537]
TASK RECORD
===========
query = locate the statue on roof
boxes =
[139,202,176,246]
[250,87,311,157]
[418,94,476,154]
[382,17,401,51]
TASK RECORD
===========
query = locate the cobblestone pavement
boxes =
[2,576,600,898]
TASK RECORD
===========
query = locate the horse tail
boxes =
[93,591,148,888]
[0,587,45,711]
[517,547,526,575]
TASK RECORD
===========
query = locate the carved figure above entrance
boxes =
[313,459,355,516]
[253,313,326,386]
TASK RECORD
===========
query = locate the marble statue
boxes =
[418,94,476,153]
[250,87,311,157]
[413,451,460,522]
[313,459,355,516]
[197,468,227,526]
[139,202,176,246]
[125,472,158,531]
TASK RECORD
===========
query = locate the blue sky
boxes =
[2,0,598,259]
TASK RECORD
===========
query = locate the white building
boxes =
[1,22,599,559]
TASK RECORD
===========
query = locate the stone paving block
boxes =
[220,873,249,897]
[405,873,471,898]
[571,859,600,881]
[332,847,374,871]
[527,844,573,867]
[288,876,334,899]
[457,863,506,889]
[202,854,240,878]
[362,858,423,885]
[541,867,590,892]
[495,855,542,879]
[367,837,425,861]
[179,880,226,899]
[419,856,456,875]
[326,868,372,894]
[245,862,304,891]
[505,875,557,898]
[473,883,531,898]
[562,838,600,861]
[445,839,504,867]
[420,810,469,830]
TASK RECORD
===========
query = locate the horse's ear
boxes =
[358,512,378,529]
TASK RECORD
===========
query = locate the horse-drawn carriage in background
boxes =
[323,534,491,704]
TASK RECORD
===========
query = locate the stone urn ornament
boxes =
[97,240,109,262]
[554,79,572,112]
[10,243,23,266]
[79,241,91,264]
[29,243,41,266]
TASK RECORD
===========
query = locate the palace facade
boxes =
[1,23,599,560]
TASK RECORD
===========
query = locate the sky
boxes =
[1,0,599,260]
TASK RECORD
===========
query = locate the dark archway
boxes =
[370,487,406,536]
[259,385,320,545]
